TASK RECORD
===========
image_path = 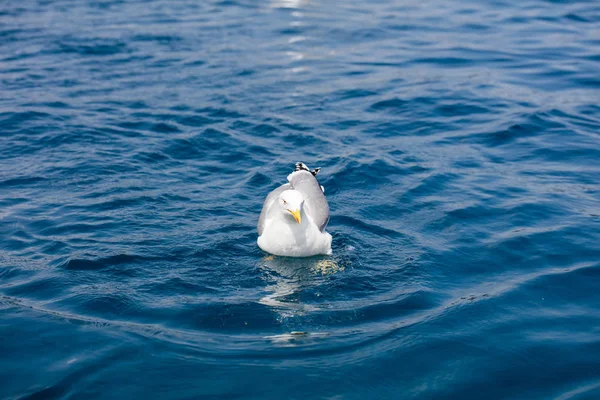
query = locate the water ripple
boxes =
[1,0,600,398]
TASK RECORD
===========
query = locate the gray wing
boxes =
[257,183,290,236]
[289,170,330,232]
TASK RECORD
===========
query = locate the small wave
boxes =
[59,254,151,271]
[56,40,129,57]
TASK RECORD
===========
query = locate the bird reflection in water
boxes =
[258,254,343,346]
[257,255,344,316]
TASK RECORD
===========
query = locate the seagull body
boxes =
[257,163,332,257]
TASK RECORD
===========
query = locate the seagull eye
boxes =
[283,200,287,205]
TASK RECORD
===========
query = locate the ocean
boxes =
[1,0,600,398]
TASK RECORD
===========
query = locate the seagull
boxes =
[257,162,332,257]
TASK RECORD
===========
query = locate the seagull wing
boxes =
[288,170,330,232]
[257,183,291,236]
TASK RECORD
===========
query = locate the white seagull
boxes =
[257,162,332,257]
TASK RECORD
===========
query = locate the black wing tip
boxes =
[294,162,320,176]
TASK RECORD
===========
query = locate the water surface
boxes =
[2,0,600,398]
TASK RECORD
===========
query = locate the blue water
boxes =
[2,0,600,398]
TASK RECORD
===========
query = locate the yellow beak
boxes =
[288,209,302,224]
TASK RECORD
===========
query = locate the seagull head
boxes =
[279,189,304,224]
